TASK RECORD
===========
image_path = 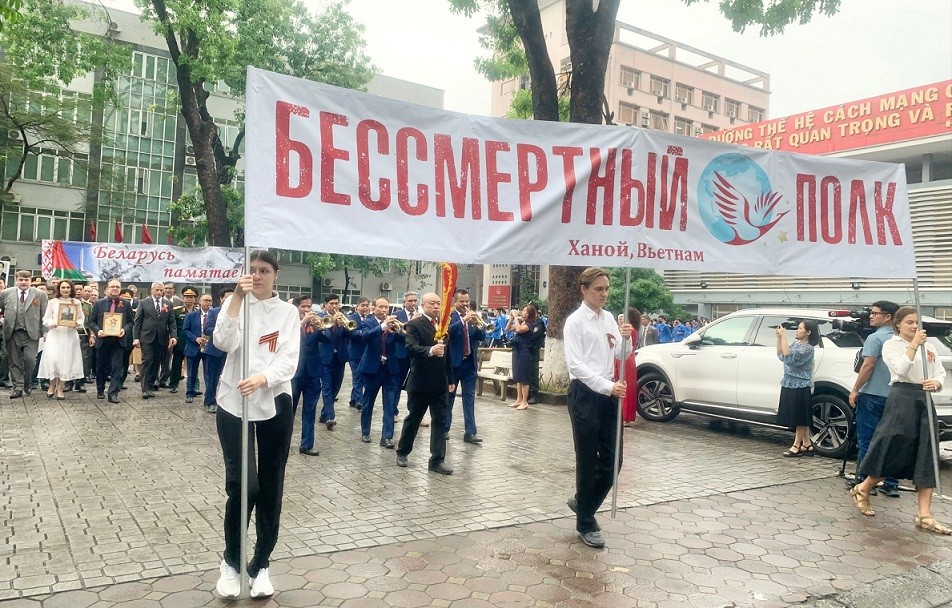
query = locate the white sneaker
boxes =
[216,560,241,599]
[250,567,274,598]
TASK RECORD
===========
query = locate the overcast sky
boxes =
[105,0,951,118]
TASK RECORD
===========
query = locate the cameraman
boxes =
[848,300,900,497]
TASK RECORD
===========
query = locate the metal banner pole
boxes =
[239,245,251,595]
[610,267,632,518]
[913,278,946,501]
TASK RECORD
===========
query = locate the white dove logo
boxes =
[712,172,787,245]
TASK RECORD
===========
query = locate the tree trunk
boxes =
[506,0,559,122]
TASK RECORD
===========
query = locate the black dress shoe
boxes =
[158,382,168,389]
[299,447,320,456]
[326,420,336,430]
[97,392,105,399]
[9,390,23,399]
[318,416,326,424]
[134,375,141,382]
[428,463,453,475]
[361,435,371,443]
[169,387,178,393]
[23,387,31,395]
[527,396,538,404]
[75,385,87,393]
[195,391,203,396]
[64,383,74,392]
[463,434,483,444]
[185,396,193,403]
[380,438,395,449]
[142,392,153,399]
[108,395,120,404]
[578,530,605,548]
[396,455,408,467]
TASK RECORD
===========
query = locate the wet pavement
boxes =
[1,376,950,607]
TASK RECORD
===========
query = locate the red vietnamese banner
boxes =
[244,68,917,279]
[702,80,952,155]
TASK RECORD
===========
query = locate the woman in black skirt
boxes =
[775,320,821,457]
[849,307,948,534]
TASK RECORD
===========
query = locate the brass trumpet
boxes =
[468,314,486,329]
[386,319,406,334]
[317,315,336,330]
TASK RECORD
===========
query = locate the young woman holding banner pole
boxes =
[849,306,948,534]
[213,250,300,598]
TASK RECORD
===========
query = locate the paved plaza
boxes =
[1,376,950,607]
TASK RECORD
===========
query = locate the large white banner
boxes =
[41,240,244,283]
[245,67,916,278]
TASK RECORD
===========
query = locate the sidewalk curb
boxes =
[798,558,952,607]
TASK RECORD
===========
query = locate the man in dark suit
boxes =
[315,294,350,430]
[88,278,134,403]
[291,294,322,456]
[0,270,48,397]
[352,297,404,448]
[392,291,418,416]
[445,289,485,444]
[133,281,177,399]
[346,297,371,409]
[202,286,231,414]
[396,292,455,475]
[182,290,208,404]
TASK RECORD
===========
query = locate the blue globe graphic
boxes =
[697,153,773,244]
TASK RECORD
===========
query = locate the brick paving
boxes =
[1,377,950,607]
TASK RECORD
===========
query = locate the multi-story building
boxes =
[0,1,445,303]
[484,0,770,309]
[678,81,952,319]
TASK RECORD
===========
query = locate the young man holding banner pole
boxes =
[563,267,633,549]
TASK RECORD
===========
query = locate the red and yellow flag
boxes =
[435,262,458,341]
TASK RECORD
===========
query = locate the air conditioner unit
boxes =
[107,21,120,33]
[185,155,196,166]
[8,129,22,140]
[322,278,334,287]
[0,255,16,265]
[380,282,392,291]
[703,103,714,111]
[185,144,195,155]
[726,109,737,118]
[9,192,21,204]
[626,86,634,95]
[675,96,685,103]
[224,146,232,155]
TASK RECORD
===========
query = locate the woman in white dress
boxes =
[38,279,86,400]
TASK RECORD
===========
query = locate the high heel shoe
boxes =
[782,445,802,457]
[801,444,815,456]
[46,392,55,399]
[57,395,65,401]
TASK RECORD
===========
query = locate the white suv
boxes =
[635,307,952,458]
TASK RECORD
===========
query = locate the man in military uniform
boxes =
[168,286,198,395]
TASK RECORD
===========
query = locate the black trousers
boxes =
[141,338,167,393]
[527,348,541,396]
[216,394,293,577]
[169,346,186,388]
[397,389,447,467]
[567,379,622,533]
[96,338,126,397]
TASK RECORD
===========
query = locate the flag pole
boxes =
[238,244,251,595]
[913,277,947,502]
[610,267,632,518]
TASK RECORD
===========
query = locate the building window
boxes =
[620,67,640,90]
[701,91,719,113]
[674,117,693,136]
[725,98,742,118]
[674,84,694,106]
[649,111,669,131]
[618,102,639,125]
[518,74,530,90]
[649,76,670,99]
[748,106,765,123]
[1,206,87,243]
[6,149,88,188]
[699,123,719,135]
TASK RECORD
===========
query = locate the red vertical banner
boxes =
[114,221,123,243]
[435,262,458,341]
[141,224,153,244]
[88,221,96,241]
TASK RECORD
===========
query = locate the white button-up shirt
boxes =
[563,301,627,396]
[882,336,946,389]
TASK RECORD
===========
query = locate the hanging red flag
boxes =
[114,221,123,243]
[167,230,174,245]
[141,224,153,244]
[89,221,96,241]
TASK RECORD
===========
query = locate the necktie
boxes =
[201,312,207,333]
[110,299,117,313]
[19,291,25,304]
[431,317,437,328]
[155,298,160,311]
[462,314,471,358]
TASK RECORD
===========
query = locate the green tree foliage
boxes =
[0,0,22,33]
[682,0,841,35]
[306,253,410,300]
[606,268,688,321]
[506,88,569,121]
[0,0,130,201]
[137,0,375,246]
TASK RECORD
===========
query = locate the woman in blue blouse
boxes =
[775,320,821,457]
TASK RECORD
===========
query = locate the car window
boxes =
[924,322,952,357]
[699,316,753,346]
[752,315,852,347]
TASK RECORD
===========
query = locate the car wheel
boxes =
[810,393,853,458]
[636,372,679,422]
